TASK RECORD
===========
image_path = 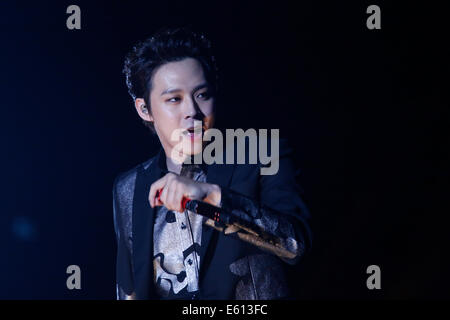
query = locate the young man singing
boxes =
[113,27,312,300]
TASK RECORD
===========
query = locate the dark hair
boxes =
[123,26,219,132]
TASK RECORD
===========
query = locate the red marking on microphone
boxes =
[156,188,163,202]
[181,197,191,210]
[155,188,191,211]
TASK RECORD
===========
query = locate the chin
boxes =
[170,140,203,163]
[181,141,203,156]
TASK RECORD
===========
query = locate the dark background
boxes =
[0,1,448,299]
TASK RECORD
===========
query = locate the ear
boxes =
[134,98,153,122]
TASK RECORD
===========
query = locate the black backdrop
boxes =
[0,1,448,299]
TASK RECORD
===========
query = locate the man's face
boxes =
[138,57,215,161]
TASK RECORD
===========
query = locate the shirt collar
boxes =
[155,147,208,175]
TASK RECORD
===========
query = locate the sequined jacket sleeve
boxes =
[218,140,312,265]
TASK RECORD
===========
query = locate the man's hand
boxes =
[149,172,221,212]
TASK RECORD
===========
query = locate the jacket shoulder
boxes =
[112,156,156,218]
[113,157,155,192]
[112,156,156,243]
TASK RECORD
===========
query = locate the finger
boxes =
[155,188,164,207]
[173,183,186,213]
[159,183,170,208]
[149,183,161,208]
[161,174,179,209]
[168,180,185,212]
[166,180,179,211]
[149,175,168,207]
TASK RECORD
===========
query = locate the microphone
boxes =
[154,189,297,260]
[155,187,256,228]
[183,198,232,225]
[156,188,232,225]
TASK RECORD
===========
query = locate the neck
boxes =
[165,156,182,175]
[163,145,204,174]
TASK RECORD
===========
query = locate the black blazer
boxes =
[113,139,312,299]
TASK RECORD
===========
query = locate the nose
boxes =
[184,99,196,118]
[184,96,203,120]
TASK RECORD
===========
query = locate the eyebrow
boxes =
[160,83,209,96]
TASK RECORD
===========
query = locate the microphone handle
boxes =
[183,198,233,225]
[156,189,232,225]
[157,190,263,235]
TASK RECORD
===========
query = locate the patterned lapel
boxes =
[132,149,164,299]
[132,147,235,298]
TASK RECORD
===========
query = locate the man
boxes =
[113,27,312,299]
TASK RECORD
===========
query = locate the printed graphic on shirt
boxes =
[152,164,206,298]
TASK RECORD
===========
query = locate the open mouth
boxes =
[184,126,204,137]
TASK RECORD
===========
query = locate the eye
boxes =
[196,91,210,100]
[166,97,181,103]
